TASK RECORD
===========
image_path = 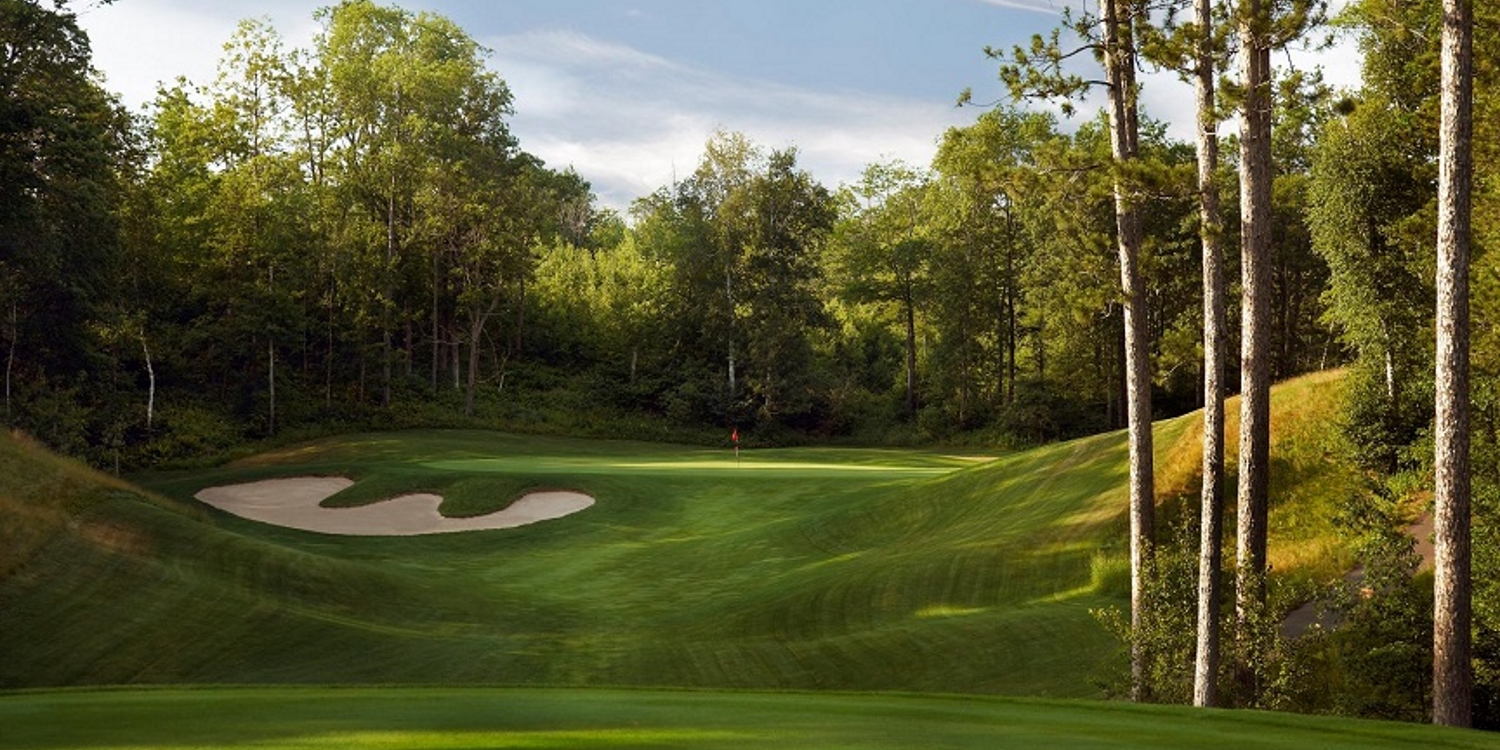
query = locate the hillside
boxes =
[0,372,1357,695]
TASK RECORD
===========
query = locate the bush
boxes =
[137,403,244,467]
[10,377,91,459]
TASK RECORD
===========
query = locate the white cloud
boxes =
[490,29,971,211]
[78,0,321,110]
[489,22,1361,214]
[79,3,1363,217]
[971,0,1077,14]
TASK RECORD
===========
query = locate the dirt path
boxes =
[1281,515,1435,639]
[195,477,594,536]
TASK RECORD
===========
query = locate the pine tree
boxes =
[1432,0,1474,728]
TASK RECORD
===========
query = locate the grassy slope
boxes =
[0,373,1356,697]
[1153,370,1360,586]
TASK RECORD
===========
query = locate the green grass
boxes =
[0,371,1415,746]
[1,423,1134,694]
[1,687,1492,750]
[0,374,1361,695]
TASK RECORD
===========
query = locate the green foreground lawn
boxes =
[1,687,1490,750]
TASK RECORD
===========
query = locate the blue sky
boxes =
[76,1,1358,211]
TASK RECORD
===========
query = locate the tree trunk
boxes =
[431,243,441,390]
[451,322,462,390]
[5,301,14,420]
[726,264,737,399]
[1235,0,1274,698]
[268,338,277,435]
[141,329,155,432]
[465,297,501,417]
[1005,207,1018,405]
[1006,286,1017,405]
[513,273,528,357]
[1432,0,1474,728]
[1193,0,1226,707]
[1103,0,1154,703]
[325,268,335,408]
[268,265,277,436]
[358,341,367,404]
[465,312,483,417]
[904,291,917,419]
[383,176,396,408]
[1383,320,1399,405]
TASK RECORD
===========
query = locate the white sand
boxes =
[194,476,594,536]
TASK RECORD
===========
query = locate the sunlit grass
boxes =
[425,457,956,475]
[1,372,1365,714]
[1,687,1492,750]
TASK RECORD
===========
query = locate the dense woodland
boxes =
[3,0,1499,728]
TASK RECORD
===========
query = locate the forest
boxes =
[2,0,1497,728]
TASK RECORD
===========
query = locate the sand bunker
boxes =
[194,476,594,536]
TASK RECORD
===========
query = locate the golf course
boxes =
[1,371,1492,747]
[7,0,1500,740]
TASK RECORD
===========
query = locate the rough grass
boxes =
[1151,370,1361,592]
[1,687,1492,750]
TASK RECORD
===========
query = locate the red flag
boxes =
[732,428,739,444]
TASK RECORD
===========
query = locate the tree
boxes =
[208,19,308,436]
[1269,73,1337,381]
[691,130,759,413]
[530,223,667,389]
[1308,92,1431,479]
[1233,0,1275,694]
[317,0,509,406]
[988,0,1155,700]
[929,107,1058,422]
[1008,120,1122,437]
[1431,0,1473,728]
[1139,0,1233,703]
[739,149,835,422]
[637,133,833,428]
[1187,0,1228,708]
[0,0,129,428]
[837,159,930,420]
[1230,0,1324,698]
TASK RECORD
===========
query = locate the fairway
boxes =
[2,687,1492,750]
[5,427,1133,695]
[415,440,978,478]
[426,455,959,477]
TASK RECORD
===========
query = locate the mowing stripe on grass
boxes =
[422,456,959,477]
[0,688,1493,750]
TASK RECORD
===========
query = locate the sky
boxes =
[74,0,1362,212]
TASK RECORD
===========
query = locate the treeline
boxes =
[6,0,1336,464]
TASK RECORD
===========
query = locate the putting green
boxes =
[424,455,957,477]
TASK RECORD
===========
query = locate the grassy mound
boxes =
[0,372,1357,697]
